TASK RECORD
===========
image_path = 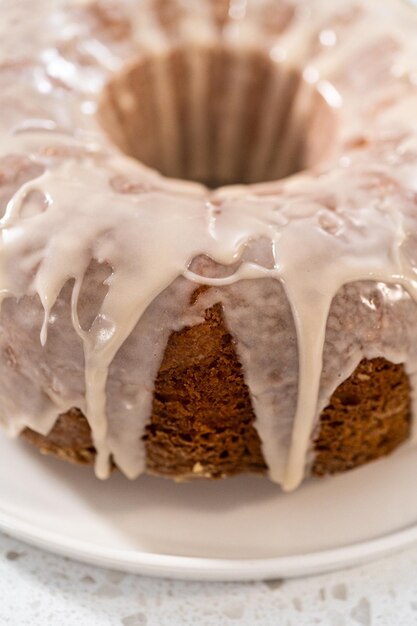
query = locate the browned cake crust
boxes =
[22,299,411,481]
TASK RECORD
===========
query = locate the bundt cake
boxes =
[1,0,417,491]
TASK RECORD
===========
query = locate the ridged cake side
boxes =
[22,307,410,480]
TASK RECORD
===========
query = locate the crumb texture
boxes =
[22,311,411,481]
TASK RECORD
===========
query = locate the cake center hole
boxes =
[98,46,336,188]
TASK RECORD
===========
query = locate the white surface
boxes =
[2,437,417,580]
[1,531,417,625]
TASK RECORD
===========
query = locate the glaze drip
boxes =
[1,0,417,489]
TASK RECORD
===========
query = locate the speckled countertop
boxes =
[1,532,417,625]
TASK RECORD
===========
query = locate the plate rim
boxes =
[1,506,417,581]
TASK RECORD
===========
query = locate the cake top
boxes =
[1,0,417,489]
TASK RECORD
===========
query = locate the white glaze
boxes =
[1,0,417,490]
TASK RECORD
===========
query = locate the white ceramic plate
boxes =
[1,436,417,581]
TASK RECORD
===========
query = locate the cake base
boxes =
[22,301,411,483]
